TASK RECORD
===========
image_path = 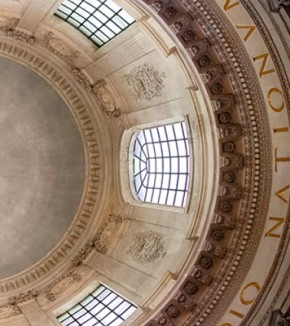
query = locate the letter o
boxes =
[240,282,260,305]
[268,88,285,112]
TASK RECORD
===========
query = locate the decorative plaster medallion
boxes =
[124,63,166,101]
[93,79,121,117]
[43,32,79,62]
[127,230,166,263]
[45,272,82,302]
[94,215,123,254]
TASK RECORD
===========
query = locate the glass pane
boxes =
[55,0,135,47]
[58,285,136,326]
[131,122,191,207]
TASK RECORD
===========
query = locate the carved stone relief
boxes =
[92,79,121,117]
[73,239,96,266]
[127,230,166,263]
[95,215,123,254]
[9,290,38,306]
[45,271,82,302]
[43,32,79,62]
[0,17,33,43]
[124,63,166,101]
[0,304,21,319]
[71,72,121,117]
[269,310,290,326]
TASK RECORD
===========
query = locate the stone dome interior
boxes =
[0,57,85,279]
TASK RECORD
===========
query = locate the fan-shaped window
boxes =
[58,284,136,326]
[55,0,135,47]
[131,122,191,207]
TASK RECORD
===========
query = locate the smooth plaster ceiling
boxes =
[0,57,85,279]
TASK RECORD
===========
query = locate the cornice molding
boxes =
[128,0,272,325]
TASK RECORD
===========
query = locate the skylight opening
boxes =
[55,0,135,47]
[58,284,137,326]
[131,122,191,207]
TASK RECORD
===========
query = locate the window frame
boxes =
[130,121,191,208]
[120,116,193,213]
[57,283,137,326]
[55,0,135,47]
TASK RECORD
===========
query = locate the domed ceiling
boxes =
[0,0,288,326]
[0,57,85,279]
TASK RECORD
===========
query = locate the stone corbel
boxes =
[269,310,290,325]
[268,0,290,11]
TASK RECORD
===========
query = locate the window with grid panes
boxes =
[55,0,135,47]
[131,122,191,207]
[57,284,136,326]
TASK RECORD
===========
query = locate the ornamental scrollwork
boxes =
[43,32,79,62]
[8,290,38,306]
[127,230,166,263]
[124,63,166,101]
[45,271,82,302]
[0,304,21,319]
[92,79,121,118]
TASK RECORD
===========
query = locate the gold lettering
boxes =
[220,324,232,326]
[275,148,290,172]
[268,88,285,112]
[224,0,239,10]
[253,53,275,77]
[240,282,260,305]
[229,309,244,319]
[275,185,290,203]
[236,25,256,42]
[274,127,289,133]
[265,217,285,238]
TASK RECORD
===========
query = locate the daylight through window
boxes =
[58,284,136,326]
[132,122,191,207]
[55,0,135,47]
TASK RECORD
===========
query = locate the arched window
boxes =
[58,284,136,326]
[131,121,191,207]
[55,0,135,47]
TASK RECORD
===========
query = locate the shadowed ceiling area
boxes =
[0,57,85,279]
